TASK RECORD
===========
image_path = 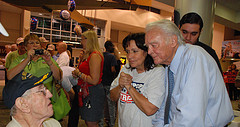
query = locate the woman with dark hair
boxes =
[110,33,165,127]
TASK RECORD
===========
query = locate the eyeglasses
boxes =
[34,85,47,96]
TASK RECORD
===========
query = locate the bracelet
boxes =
[78,72,82,78]
[84,74,87,82]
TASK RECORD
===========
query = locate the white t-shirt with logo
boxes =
[110,64,165,127]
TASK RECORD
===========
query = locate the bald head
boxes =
[57,42,67,54]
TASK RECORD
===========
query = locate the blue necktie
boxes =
[164,67,174,125]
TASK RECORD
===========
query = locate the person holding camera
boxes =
[7,33,61,83]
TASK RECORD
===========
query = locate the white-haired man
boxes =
[56,42,69,67]
[145,19,233,126]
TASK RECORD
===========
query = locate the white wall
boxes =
[212,22,225,59]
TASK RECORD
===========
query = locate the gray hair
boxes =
[146,19,185,45]
[10,89,32,116]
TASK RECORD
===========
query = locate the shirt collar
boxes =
[169,43,189,75]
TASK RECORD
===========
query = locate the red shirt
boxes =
[77,51,104,87]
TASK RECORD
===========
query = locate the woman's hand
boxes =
[41,50,52,64]
[27,48,35,61]
[72,68,80,78]
[119,72,132,88]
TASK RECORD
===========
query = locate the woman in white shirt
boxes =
[110,33,165,127]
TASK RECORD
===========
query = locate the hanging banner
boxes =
[222,40,240,59]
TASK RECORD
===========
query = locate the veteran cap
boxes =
[2,71,52,108]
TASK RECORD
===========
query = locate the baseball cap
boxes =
[47,44,55,51]
[3,71,52,109]
[39,37,49,43]
[16,37,24,45]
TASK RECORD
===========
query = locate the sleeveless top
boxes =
[77,51,104,87]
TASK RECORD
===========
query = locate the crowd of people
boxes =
[0,12,236,127]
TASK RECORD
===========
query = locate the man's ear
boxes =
[200,29,203,34]
[15,97,30,113]
[170,35,178,47]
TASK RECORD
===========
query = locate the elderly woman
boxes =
[7,33,61,83]
[72,30,104,127]
[110,33,165,127]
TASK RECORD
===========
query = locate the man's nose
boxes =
[46,89,53,98]
[148,46,153,55]
[185,33,191,40]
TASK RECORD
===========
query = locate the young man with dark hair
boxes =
[179,12,223,74]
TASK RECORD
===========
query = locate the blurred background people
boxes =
[66,50,85,127]
[5,37,26,70]
[112,45,122,76]
[4,37,27,84]
[10,44,18,52]
[0,44,11,65]
[110,33,165,127]
[67,50,74,67]
[3,71,61,127]
[100,40,118,127]
[67,49,85,127]
[39,37,49,50]
[72,30,104,127]
[56,42,69,67]
[47,44,58,61]
[227,64,239,100]
[78,50,85,65]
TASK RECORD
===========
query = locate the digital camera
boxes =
[34,49,44,55]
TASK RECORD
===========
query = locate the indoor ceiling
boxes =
[216,0,240,11]
[3,0,240,13]
[1,0,240,31]
[157,0,240,12]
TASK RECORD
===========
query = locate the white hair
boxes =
[146,19,185,45]
[10,89,32,116]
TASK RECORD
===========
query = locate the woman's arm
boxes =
[77,53,102,85]
[42,50,61,80]
[7,57,31,80]
[46,59,62,80]
[7,49,34,80]
[126,85,159,116]
[110,85,123,102]
[121,72,159,116]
